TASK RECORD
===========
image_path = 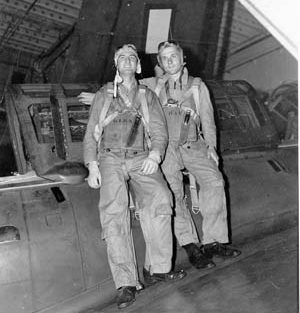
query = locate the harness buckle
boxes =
[191,206,201,215]
[167,98,179,106]
[134,210,141,220]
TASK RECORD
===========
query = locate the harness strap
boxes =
[178,88,193,105]
[138,87,149,130]
[138,86,151,149]
[191,77,202,116]
[178,77,201,112]
[100,86,114,125]
[93,85,114,144]
[154,77,167,96]
[188,78,203,214]
[102,111,118,127]
[188,172,201,214]
[94,84,151,149]
[160,77,201,123]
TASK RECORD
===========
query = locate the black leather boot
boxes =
[143,267,187,286]
[182,243,216,269]
[116,286,136,309]
[201,242,241,259]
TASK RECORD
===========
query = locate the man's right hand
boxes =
[78,92,95,105]
[140,150,161,175]
[87,161,101,188]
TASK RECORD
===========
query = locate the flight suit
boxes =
[83,81,173,289]
[141,69,229,245]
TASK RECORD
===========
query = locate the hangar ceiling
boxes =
[0,0,270,77]
[0,0,83,55]
[224,0,269,53]
[214,0,270,77]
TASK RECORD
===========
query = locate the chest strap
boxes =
[138,86,151,148]
[93,84,151,149]
[154,77,167,96]
[156,77,202,122]
[93,84,115,143]
[191,77,202,117]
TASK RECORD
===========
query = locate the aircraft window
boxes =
[250,100,267,126]
[216,100,241,131]
[0,110,17,177]
[216,94,262,132]
[67,104,89,142]
[216,98,252,131]
[28,103,54,143]
[230,96,260,128]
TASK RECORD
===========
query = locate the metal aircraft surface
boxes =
[0,80,297,313]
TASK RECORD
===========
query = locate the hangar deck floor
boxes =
[83,226,298,313]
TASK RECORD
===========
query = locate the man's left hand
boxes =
[207,146,219,166]
[140,157,159,175]
[78,92,95,105]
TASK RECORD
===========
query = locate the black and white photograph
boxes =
[0,1,298,312]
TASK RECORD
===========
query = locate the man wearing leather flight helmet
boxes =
[83,44,186,309]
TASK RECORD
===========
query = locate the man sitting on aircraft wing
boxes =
[83,44,186,310]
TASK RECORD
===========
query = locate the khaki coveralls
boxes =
[83,81,173,289]
[141,69,229,245]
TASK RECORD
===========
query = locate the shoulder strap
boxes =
[191,77,202,116]
[138,85,149,126]
[154,77,167,97]
[99,84,114,126]
[138,85,151,148]
[175,77,202,122]
[93,84,117,143]
[188,172,201,214]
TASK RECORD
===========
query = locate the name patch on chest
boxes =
[112,118,133,124]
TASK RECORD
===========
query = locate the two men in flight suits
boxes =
[82,41,241,309]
